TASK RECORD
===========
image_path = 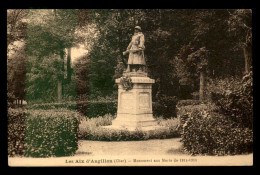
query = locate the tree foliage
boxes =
[7,9,252,103]
[27,9,78,57]
[7,9,29,53]
[79,9,251,100]
[25,9,78,102]
[7,42,27,101]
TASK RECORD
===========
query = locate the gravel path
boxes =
[8,138,253,166]
[76,138,184,156]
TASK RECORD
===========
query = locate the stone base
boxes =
[102,75,162,132]
[113,113,156,126]
[123,71,147,77]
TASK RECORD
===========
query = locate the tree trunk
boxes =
[57,50,64,102]
[54,9,63,102]
[57,81,62,102]
[118,10,127,67]
[66,47,72,83]
[244,31,252,73]
[244,44,252,73]
[199,71,205,101]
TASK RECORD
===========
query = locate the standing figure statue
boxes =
[123,26,146,73]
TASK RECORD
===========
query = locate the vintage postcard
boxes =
[7,9,253,166]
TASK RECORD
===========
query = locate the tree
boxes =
[74,9,249,101]
[7,9,29,53]
[227,9,252,73]
[26,9,78,102]
[86,9,183,99]
[187,47,209,101]
[141,9,193,99]
[26,54,63,102]
[73,54,90,100]
[7,42,27,104]
[85,9,138,98]
[7,10,29,105]
[172,10,249,101]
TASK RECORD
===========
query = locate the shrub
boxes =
[153,95,178,119]
[209,71,253,129]
[81,127,179,141]
[76,101,117,118]
[26,101,74,109]
[7,92,16,108]
[181,111,253,155]
[27,101,118,119]
[25,109,79,157]
[176,101,209,133]
[8,107,26,156]
[176,99,202,107]
[78,114,180,141]
[205,76,242,100]
[191,91,199,100]
[27,99,178,119]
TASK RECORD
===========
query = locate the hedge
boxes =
[153,95,178,119]
[27,99,178,119]
[76,101,117,118]
[181,111,253,155]
[210,71,253,129]
[8,108,26,156]
[176,101,208,133]
[176,99,203,107]
[25,109,79,157]
[26,102,76,110]
[27,101,117,118]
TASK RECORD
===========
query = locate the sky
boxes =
[70,44,88,63]
[8,41,88,63]
[8,9,90,63]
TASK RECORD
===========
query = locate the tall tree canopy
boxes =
[26,9,78,102]
[78,9,251,100]
[7,9,252,103]
[7,9,29,53]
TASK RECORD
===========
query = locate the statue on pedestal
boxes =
[102,26,163,131]
[123,26,146,73]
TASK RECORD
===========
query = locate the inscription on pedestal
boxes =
[120,92,134,109]
[139,92,150,109]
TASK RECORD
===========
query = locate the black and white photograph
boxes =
[6,9,253,166]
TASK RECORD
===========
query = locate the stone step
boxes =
[101,124,166,132]
[112,119,158,128]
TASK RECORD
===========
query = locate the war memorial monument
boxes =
[103,26,162,131]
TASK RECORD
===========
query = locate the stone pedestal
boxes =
[103,74,162,131]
